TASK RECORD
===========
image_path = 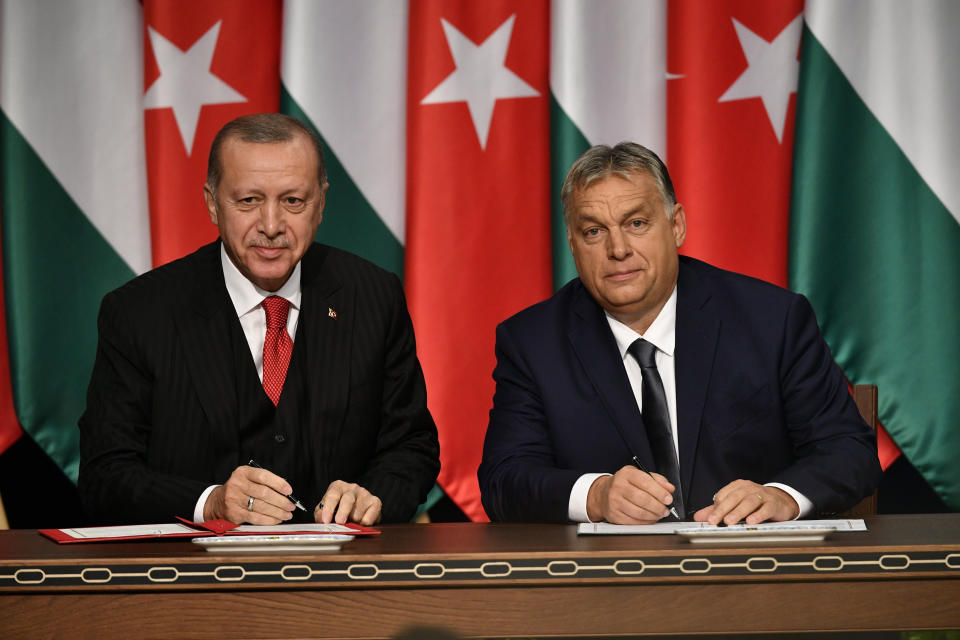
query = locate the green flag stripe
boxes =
[280,87,403,279]
[549,92,588,290]
[1,112,135,482]
[790,27,960,509]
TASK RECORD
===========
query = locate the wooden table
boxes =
[1,514,958,639]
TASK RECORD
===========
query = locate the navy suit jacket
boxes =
[79,241,439,525]
[479,256,881,522]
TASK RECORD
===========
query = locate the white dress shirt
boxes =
[567,286,812,522]
[192,246,304,522]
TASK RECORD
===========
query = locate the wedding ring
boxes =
[247,496,255,511]
[756,493,764,503]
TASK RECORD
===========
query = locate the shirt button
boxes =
[274,434,286,443]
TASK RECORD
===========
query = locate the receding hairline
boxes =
[205,113,327,195]
[561,142,677,228]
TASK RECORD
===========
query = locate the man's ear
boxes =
[672,203,687,248]
[203,184,219,226]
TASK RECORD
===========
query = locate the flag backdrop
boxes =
[0,0,956,520]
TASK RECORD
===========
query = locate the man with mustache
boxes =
[479,142,880,525]
[79,114,439,526]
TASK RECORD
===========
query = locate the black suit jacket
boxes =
[478,256,881,522]
[79,241,439,525]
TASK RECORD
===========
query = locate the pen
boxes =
[632,455,681,520]
[247,459,308,512]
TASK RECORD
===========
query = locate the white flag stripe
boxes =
[281,0,408,244]
[550,0,667,156]
[0,0,151,274]
[805,0,960,225]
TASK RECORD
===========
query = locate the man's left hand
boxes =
[693,479,799,525]
[314,480,382,525]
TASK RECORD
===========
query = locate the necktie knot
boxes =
[262,296,290,330]
[628,338,658,368]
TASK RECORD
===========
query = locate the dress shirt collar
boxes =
[605,285,677,360]
[220,243,302,317]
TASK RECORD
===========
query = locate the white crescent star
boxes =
[143,20,247,155]
[421,14,539,150]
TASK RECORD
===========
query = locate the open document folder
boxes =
[578,519,867,543]
[40,517,379,544]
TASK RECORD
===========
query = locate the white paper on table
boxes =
[577,519,867,535]
[59,523,199,539]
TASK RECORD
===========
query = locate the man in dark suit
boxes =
[79,113,439,526]
[479,142,880,525]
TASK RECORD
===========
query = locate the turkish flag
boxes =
[142,0,282,267]
[406,0,552,521]
[668,0,803,287]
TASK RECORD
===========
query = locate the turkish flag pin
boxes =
[328,307,337,319]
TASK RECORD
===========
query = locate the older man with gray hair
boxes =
[479,142,880,524]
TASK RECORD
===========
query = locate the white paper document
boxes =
[577,519,867,535]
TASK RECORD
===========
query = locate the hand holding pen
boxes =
[585,461,681,523]
[632,456,680,520]
[247,459,309,512]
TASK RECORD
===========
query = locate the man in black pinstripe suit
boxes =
[78,114,439,527]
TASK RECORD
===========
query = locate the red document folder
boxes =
[39,518,379,544]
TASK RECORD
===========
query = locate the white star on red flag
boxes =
[421,14,539,150]
[143,20,247,155]
[719,14,803,143]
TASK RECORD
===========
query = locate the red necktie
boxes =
[261,296,293,406]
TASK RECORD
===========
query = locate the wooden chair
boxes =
[843,384,879,518]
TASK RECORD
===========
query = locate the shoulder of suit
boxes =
[498,277,586,333]
[100,241,220,309]
[679,255,802,309]
[304,242,397,283]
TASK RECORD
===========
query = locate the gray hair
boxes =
[560,142,677,228]
[206,113,327,195]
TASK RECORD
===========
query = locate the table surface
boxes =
[2,513,959,590]
[2,514,959,639]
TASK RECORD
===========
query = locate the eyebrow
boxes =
[575,204,651,227]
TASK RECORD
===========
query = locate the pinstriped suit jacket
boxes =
[78,241,439,525]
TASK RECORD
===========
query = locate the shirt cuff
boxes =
[568,473,612,522]
[194,485,220,522]
[765,482,813,519]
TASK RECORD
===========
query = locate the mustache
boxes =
[248,237,291,249]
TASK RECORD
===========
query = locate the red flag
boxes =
[668,0,803,287]
[142,0,282,267]
[406,0,552,521]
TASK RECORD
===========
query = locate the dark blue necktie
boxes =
[628,338,684,519]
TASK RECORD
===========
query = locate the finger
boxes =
[355,495,382,526]
[606,483,671,523]
[719,491,766,526]
[335,490,357,524]
[620,467,675,500]
[317,483,346,524]
[349,489,373,522]
[224,481,292,520]
[243,466,294,501]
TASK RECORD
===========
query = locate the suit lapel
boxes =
[566,284,655,466]
[174,242,239,460]
[675,259,720,499]
[300,245,351,479]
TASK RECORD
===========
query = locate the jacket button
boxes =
[274,434,286,443]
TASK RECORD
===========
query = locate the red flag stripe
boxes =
[406,0,552,521]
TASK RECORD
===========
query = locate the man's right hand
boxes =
[586,466,676,524]
[203,465,296,524]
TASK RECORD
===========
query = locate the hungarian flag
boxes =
[791,0,960,509]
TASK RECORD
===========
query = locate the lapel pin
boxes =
[328,307,337,319]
